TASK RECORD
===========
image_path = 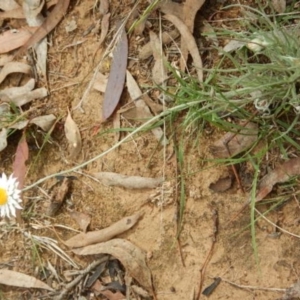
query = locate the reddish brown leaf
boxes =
[102,26,128,120]
[12,133,29,189]
[256,157,300,202]
[209,176,233,193]
[14,0,70,57]
[210,122,258,159]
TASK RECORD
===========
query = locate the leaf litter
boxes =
[65,212,142,248]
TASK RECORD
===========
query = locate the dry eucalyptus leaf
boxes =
[210,122,258,159]
[9,120,29,130]
[0,129,8,152]
[99,0,109,15]
[0,62,32,84]
[126,70,168,145]
[23,0,47,77]
[149,31,168,85]
[180,0,206,71]
[138,29,179,60]
[98,13,110,47]
[65,212,142,248]
[9,87,48,106]
[158,0,183,19]
[272,0,286,13]
[0,78,35,99]
[64,110,82,159]
[94,172,164,189]
[0,269,54,291]
[93,72,108,93]
[69,210,91,233]
[222,39,246,53]
[30,114,56,131]
[102,25,128,120]
[72,238,154,296]
[0,0,20,11]
[256,157,300,202]
[164,14,203,82]
[0,26,38,54]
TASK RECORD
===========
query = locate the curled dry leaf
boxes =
[256,157,300,202]
[0,78,34,101]
[64,110,82,159]
[126,70,168,145]
[164,14,203,82]
[23,0,47,77]
[13,133,29,190]
[210,122,258,159]
[149,31,168,85]
[0,128,8,152]
[0,62,31,84]
[0,269,54,291]
[180,0,206,70]
[0,0,20,11]
[30,114,56,131]
[94,172,164,189]
[102,25,128,120]
[69,210,91,233]
[13,88,48,106]
[15,0,70,57]
[99,0,109,15]
[93,72,108,93]
[72,238,154,296]
[0,26,38,54]
[138,29,179,60]
[98,13,110,47]
[65,212,142,248]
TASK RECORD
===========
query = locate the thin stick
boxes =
[221,277,286,293]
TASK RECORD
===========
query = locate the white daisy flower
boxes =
[0,173,22,218]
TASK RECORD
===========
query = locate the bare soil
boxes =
[1,0,300,299]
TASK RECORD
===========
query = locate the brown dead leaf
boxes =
[180,0,206,70]
[0,269,54,291]
[30,114,56,131]
[138,29,179,60]
[126,70,167,144]
[13,133,28,190]
[99,0,109,15]
[0,129,8,152]
[210,122,258,159]
[94,172,164,189]
[72,238,154,296]
[158,0,183,19]
[102,25,128,120]
[93,72,108,93]
[149,31,168,84]
[98,13,110,47]
[0,8,24,19]
[47,177,71,216]
[256,157,300,202]
[164,14,203,82]
[0,62,31,84]
[209,176,233,193]
[0,0,20,11]
[65,212,142,248]
[0,26,38,54]
[15,0,70,57]
[100,290,126,300]
[64,110,82,159]
[69,210,91,233]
